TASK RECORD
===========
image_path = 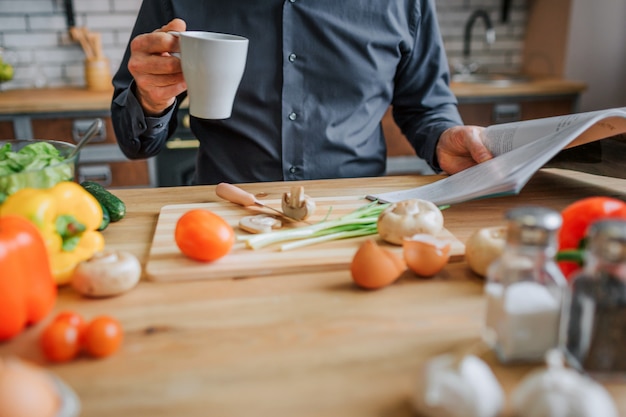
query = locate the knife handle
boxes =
[215,182,258,207]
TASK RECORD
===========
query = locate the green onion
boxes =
[238,201,389,251]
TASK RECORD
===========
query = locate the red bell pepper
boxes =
[557,196,626,279]
[0,214,57,341]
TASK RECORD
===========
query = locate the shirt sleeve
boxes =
[111,81,178,159]
[109,0,181,160]
[391,0,463,173]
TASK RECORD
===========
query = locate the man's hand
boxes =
[436,126,493,174]
[128,18,187,116]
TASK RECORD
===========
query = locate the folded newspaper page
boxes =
[368,107,626,206]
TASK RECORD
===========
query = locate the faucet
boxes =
[461,9,496,72]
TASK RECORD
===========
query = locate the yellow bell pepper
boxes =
[0,181,105,285]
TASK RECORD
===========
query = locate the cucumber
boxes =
[98,204,111,231]
[81,181,126,222]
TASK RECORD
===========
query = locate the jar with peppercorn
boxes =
[565,219,626,379]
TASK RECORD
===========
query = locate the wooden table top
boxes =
[1,169,625,417]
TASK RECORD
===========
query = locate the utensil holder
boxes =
[84,57,112,91]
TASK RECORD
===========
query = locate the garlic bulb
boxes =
[511,350,618,417]
[412,354,504,417]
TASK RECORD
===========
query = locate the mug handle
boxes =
[167,31,181,58]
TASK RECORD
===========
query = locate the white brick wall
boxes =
[0,0,527,90]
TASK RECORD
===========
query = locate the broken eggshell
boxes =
[403,234,451,277]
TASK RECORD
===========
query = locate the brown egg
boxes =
[0,357,60,417]
[350,239,406,289]
[403,234,451,277]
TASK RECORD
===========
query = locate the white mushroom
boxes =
[281,186,316,221]
[464,226,507,278]
[377,199,444,245]
[239,214,282,234]
[71,250,141,297]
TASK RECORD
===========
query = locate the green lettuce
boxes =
[0,141,74,201]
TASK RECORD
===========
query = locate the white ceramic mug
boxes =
[172,31,249,119]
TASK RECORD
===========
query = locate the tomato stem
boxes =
[556,249,584,264]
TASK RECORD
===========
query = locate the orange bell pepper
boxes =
[0,214,57,341]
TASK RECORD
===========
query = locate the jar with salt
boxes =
[483,206,568,364]
[565,219,626,379]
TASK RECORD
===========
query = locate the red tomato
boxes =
[175,209,235,262]
[83,316,123,359]
[558,196,626,278]
[53,311,87,342]
[54,311,86,329]
[40,320,81,363]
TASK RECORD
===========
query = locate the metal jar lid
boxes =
[587,219,626,263]
[505,205,563,247]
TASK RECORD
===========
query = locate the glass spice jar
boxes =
[565,219,626,379]
[483,206,569,364]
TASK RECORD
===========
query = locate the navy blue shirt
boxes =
[111,0,463,185]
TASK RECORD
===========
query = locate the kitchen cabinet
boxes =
[0,88,155,188]
[0,121,13,138]
[457,96,579,126]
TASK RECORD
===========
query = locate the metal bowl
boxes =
[0,139,77,200]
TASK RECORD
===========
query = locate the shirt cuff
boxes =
[121,81,176,138]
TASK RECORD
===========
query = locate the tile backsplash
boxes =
[0,0,527,90]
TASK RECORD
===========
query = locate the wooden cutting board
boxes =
[145,195,465,282]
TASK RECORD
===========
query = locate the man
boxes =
[111,1,492,185]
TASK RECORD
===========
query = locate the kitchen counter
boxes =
[451,77,587,99]
[1,169,625,417]
[0,78,586,115]
[0,87,114,115]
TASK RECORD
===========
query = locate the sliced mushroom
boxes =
[281,186,316,221]
[239,214,283,234]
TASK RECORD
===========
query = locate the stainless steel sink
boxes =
[451,73,531,86]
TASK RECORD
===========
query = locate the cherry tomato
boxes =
[54,310,86,330]
[40,320,81,363]
[53,311,87,342]
[82,316,123,358]
[175,209,235,262]
[558,196,626,278]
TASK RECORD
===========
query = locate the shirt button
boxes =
[289,166,297,174]
[288,112,297,121]
[288,53,297,62]
[138,122,145,129]
[155,123,163,128]
[289,0,296,3]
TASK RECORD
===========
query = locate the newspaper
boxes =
[368,107,626,206]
